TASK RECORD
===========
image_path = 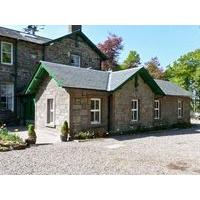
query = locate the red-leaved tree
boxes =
[98,33,123,71]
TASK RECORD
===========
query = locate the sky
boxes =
[2,25,200,68]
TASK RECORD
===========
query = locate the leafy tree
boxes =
[98,33,123,71]
[24,25,45,35]
[122,50,141,69]
[165,49,200,111]
[145,57,165,79]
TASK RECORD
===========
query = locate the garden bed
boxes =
[0,127,27,152]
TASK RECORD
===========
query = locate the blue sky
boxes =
[2,25,200,68]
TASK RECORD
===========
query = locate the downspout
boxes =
[107,93,112,132]
[14,40,18,115]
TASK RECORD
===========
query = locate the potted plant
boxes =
[60,121,70,142]
[25,124,37,145]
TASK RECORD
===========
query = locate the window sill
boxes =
[1,62,13,66]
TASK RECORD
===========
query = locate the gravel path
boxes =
[1,125,200,175]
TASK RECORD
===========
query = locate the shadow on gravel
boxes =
[35,143,53,146]
[111,125,200,141]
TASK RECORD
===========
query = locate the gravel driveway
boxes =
[1,125,200,175]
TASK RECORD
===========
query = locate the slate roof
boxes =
[0,26,51,44]
[108,67,142,91]
[25,61,163,95]
[25,61,190,98]
[154,79,191,97]
[41,61,109,91]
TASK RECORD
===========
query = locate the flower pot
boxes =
[60,135,67,142]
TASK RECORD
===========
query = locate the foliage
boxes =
[98,33,123,71]
[165,49,200,111]
[0,126,23,144]
[61,121,69,136]
[122,50,141,69]
[24,25,45,35]
[28,124,36,139]
[145,57,165,79]
[74,131,95,140]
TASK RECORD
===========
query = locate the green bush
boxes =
[75,131,95,140]
[0,126,23,144]
[61,121,69,136]
[28,124,36,139]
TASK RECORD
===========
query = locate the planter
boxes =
[25,138,36,146]
[60,135,67,142]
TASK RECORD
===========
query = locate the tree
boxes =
[165,49,200,112]
[122,50,141,69]
[24,25,45,35]
[145,57,165,79]
[97,33,123,71]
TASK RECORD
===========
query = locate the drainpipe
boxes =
[107,94,112,133]
[14,40,18,115]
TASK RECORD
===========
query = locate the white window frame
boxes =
[131,99,138,122]
[1,42,13,65]
[0,83,14,111]
[71,54,81,67]
[46,98,55,127]
[178,100,183,118]
[90,98,101,125]
[154,100,160,120]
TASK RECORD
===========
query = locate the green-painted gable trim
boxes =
[25,63,61,95]
[44,30,107,60]
[111,68,165,95]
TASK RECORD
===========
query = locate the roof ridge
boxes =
[40,60,110,74]
[0,26,51,40]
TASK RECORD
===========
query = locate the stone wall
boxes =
[0,36,16,83]
[111,75,155,131]
[153,95,191,126]
[68,88,108,135]
[44,35,102,70]
[35,76,70,130]
[17,41,43,91]
[0,37,43,92]
[35,75,108,135]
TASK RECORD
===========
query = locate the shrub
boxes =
[28,124,36,139]
[61,121,69,136]
[75,131,95,140]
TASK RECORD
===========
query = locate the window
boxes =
[1,42,13,65]
[70,54,80,67]
[178,100,183,118]
[131,99,138,121]
[154,100,160,119]
[0,84,14,111]
[91,98,101,124]
[47,98,54,125]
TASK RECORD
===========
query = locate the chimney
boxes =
[68,25,82,33]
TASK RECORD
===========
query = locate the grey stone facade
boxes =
[35,76,70,129]
[35,75,108,136]
[0,27,104,122]
[35,74,191,136]
[44,36,102,70]
[111,76,155,131]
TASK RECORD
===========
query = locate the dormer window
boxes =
[1,42,13,65]
[70,54,80,67]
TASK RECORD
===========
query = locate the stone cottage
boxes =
[25,61,191,136]
[0,25,106,123]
